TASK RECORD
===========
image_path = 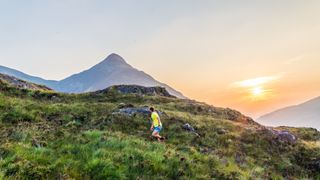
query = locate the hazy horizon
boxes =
[1,0,320,118]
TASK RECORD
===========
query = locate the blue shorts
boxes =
[153,126,162,133]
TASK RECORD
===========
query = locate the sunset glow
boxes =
[252,87,263,97]
[1,0,320,119]
[230,76,278,101]
[233,76,281,88]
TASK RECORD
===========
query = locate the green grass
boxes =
[0,82,319,179]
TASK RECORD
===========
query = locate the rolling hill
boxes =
[257,97,320,130]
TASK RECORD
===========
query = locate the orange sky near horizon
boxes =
[122,1,320,118]
[166,62,320,119]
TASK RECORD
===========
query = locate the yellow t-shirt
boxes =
[151,112,162,127]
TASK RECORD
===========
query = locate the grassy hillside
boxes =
[0,80,319,179]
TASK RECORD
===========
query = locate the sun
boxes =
[232,76,276,101]
[250,86,266,100]
[251,87,263,96]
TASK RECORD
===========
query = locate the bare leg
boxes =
[152,131,162,141]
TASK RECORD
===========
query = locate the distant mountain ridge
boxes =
[0,65,58,88]
[0,53,186,98]
[257,96,320,130]
[0,73,52,91]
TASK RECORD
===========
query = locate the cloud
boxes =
[231,75,282,87]
[284,55,305,65]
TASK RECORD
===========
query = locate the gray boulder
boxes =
[183,123,195,132]
[269,129,297,144]
[182,123,200,137]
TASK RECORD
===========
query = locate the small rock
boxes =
[118,103,134,109]
[183,123,195,132]
[308,159,320,171]
[220,159,228,166]
[182,123,200,137]
[199,147,213,154]
[235,153,245,165]
[217,129,227,135]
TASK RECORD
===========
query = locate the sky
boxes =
[1,0,320,118]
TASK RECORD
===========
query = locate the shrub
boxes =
[1,108,35,123]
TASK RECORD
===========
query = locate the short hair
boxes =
[149,107,155,112]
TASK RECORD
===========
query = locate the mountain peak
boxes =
[90,53,132,73]
[108,53,123,58]
[91,53,130,71]
[103,53,127,64]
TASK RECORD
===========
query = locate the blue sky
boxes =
[1,0,320,117]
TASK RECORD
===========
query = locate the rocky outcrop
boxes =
[114,106,164,117]
[222,108,256,124]
[99,85,176,98]
[268,128,298,144]
[118,106,151,116]
[0,73,52,91]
